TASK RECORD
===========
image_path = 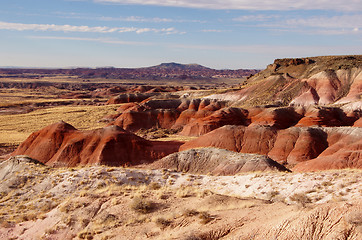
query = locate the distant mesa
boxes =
[0,62,259,80]
[149,62,211,71]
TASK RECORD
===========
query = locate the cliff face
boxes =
[211,55,362,108]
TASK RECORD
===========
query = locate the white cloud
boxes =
[99,16,205,23]
[28,36,154,46]
[95,0,362,11]
[53,11,206,23]
[232,14,362,36]
[233,14,280,22]
[29,35,362,57]
[170,43,362,57]
[0,21,183,34]
[201,29,228,33]
[283,15,362,29]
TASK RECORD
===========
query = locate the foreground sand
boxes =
[0,157,361,239]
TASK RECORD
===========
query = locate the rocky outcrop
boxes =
[248,106,302,129]
[150,147,290,175]
[180,125,277,154]
[11,121,182,167]
[111,94,361,137]
[268,127,329,165]
[296,106,358,127]
[206,55,362,108]
[293,127,362,171]
[106,93,159,104]
[112,100,183,131]
[180,125,362,170]
[112,98,229,133]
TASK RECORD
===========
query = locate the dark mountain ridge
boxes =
[0,62,259,80]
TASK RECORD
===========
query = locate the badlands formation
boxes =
[0,56,361,239]
[12,55,362,171]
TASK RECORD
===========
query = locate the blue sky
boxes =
[0,0,361,69]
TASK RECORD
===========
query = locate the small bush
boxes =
[290,193,311,207]
[267,190,280,201]
[184,234,202,240]
[78,230,94,240]
[346,211,362,226]
[183,209,199,217]
[199,212,214,224]
[148,182,161,190]
[130,197,155,214]
[154,217,172,229]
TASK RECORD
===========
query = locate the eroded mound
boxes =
[110,95,361,137]
[112,98,229,133]
[11,121,181,167]
[150,147,290,175]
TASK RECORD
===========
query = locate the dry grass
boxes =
[199,212,214,224]
[346,211,362,226]
[130,197,155,214]
[289,193,312,207]
[0,104,121,145]
[0,88,68,107]
[154,217,172,229]
[156,135,198,142]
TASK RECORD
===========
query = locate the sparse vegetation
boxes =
[154,217,172,229]
[0,103,121,145]
[289,193,311,207]
[183,209,200,217]
[346,211,362,226]
[199,212,214,224]
[130,197,155,214]
[148,182,161,190]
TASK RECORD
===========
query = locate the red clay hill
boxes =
[11,121,181,167]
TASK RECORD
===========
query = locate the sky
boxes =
[0,0,362,69]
